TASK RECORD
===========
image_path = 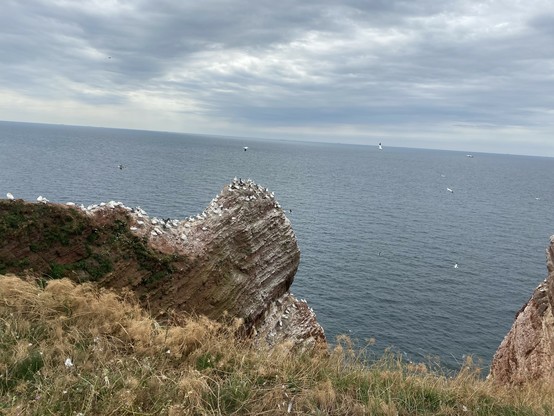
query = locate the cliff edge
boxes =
[0,179,325,349]
[489,235,554,384]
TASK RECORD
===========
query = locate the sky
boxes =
[1,0,553,156]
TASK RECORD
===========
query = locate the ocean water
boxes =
[1,120,553,370]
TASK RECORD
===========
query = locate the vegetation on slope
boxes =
[0,200,180,284]
[1,275,553,415]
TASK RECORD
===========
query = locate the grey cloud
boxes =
[1,0,553,155]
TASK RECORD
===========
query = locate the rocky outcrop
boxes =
[489,236,554,384]
[255,293,326,350]
[0,179,325,348]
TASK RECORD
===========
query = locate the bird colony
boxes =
[5,178,283,248]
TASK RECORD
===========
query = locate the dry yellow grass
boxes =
[1,274,553,415]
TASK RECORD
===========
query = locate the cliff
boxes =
[489,235,554,384]
[0,179,325,348]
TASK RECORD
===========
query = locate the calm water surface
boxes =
[1,121,553,369]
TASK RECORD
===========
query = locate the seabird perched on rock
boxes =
[37,196,49,203]
[6,192,14,200]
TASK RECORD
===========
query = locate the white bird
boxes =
[6,192,14,200]
[244,146,249,151]
[37,195,49,203]
[454,263,458,269]
[446,188,453,193]
[378,142,383,150]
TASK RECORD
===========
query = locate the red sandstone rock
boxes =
[489,236,554,384]
[0,179,325,348]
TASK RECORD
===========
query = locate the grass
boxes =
[0,200,183,284]
[1,274,553,415]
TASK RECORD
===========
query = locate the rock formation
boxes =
[489,235,554,384]
[0,179,325,348]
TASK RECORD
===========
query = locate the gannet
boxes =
[447,188,453,193]
[378,142,383,150]
[6,192,14,200]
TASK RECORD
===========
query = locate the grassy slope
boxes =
[2,276,553,415]
[0,200,184,283]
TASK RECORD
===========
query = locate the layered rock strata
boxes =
[489,236,554,384]
[0,179,325,348]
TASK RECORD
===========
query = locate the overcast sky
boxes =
[1,0,553,156]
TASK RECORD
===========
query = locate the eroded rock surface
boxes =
[489,236,554,384]
[0,179,325,348]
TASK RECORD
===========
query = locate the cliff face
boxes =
[0,179,325,348]
[489,236,554,384]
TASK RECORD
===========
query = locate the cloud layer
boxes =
[1,0,553,155]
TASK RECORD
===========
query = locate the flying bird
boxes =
[244,146,249,151]
[447,188,454,193]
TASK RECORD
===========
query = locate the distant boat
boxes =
[378,142,383,150]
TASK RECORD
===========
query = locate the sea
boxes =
[1,120,553,371]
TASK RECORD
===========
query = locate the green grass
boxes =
[0,200,185,284]
[1,274,553,415]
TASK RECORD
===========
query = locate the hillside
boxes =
[2,275,553,415]
[0,180,325,349]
